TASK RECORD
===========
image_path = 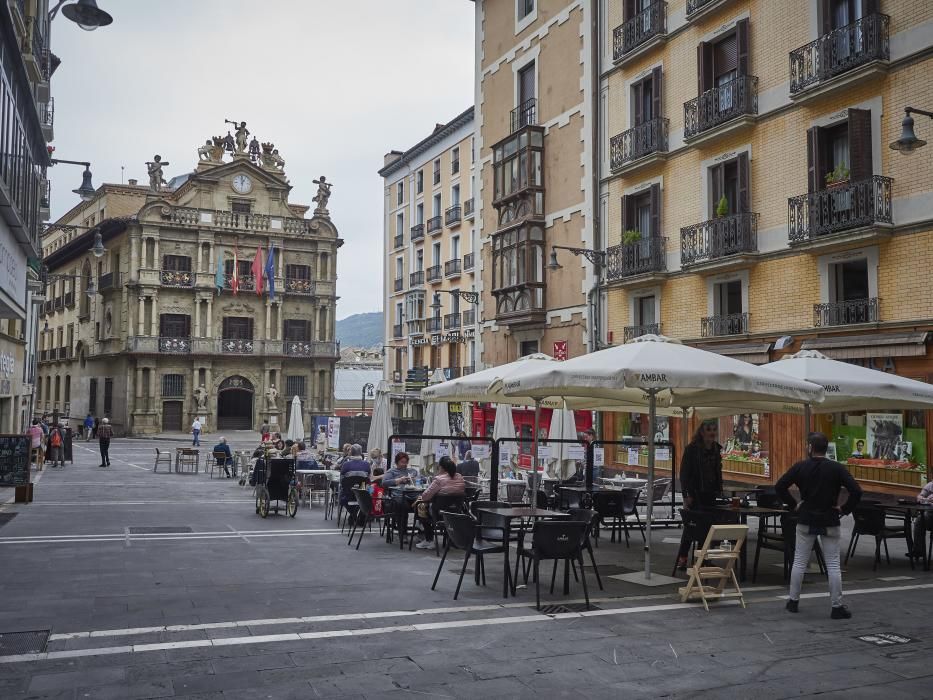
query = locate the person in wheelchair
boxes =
[213,437,234,478]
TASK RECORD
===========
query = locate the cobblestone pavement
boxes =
[0,437,931,699]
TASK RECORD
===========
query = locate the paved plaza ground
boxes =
[1,434,932,699]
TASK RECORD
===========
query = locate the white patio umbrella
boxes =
[286,395,304,443]
[492,402,517,477]
[420,369,451,472]
[500,335,824,580]
[421,353,561,407]
[546,401,579,480]
[367,380,393,456]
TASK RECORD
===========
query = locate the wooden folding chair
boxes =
[679,523,749,612]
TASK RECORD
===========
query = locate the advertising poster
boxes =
[326,416,341,450]
[866,413,903,461]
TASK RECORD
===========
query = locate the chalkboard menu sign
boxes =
[0,434,30,487]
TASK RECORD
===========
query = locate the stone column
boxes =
[194,299,201,337]
[137,297,146,336]
[310,253,319,280]
[264,299,272,340]
[153,238,160,270]
[150,294,159,337]
[275,304,282,341]
[205,298,213,338]
[130,236,140,282]
[135,367,144,399]
[149,367,157,409]
[196,244,203,275]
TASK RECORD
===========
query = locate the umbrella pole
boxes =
[532,399,541,515]
[645,390,657,580]
[803,403,812,458]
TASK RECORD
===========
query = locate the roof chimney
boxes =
[383,150,403,167]
[127,178,138,186]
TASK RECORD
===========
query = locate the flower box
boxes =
[722,456,767,476]
[846,462,926,488]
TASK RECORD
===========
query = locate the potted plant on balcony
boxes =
[715,195,729,218]
[622,229,642,245]
[824,164,850,190]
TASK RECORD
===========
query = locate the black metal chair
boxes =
[593,490,631,545]
[346,487,387,550]
[845,505,911,571]
[565,508,603,591]
[431,511,507,600]
[338,475,367,532]
[523,521,591,610]
[427,494,469,555]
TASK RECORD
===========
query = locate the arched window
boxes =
[79,259,92,317]
[64,375,71,404]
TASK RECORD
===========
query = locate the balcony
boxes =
[463,252,474,271]
[427,216,443,235]
[790,14,889,99]
[493,285,545,326]
[426,265,442,283]
[411,224,425,242]
[159,337,191,354]
[394,277,404,292]
[680,213,758,271]
[462,309,476,326]
[31,21,51,81]
[814,298,879,328]
[610,118,669,173]
[510,98,537,133]
[98,272,121,292]
[444,259,461,278]
[788,176,893,250]
[701,313,749,338]
[426,317,443,333]
[221,338,254,354]
[392,323,403,339]
[684,76,758,143]
[444,313,461,330]
[284,277,314,295]
[606,236,668,286]
[612,1,667,64]
[464,198,475,219]
[393,234,404,249]
[686,0,732,19]
[409,270,424,287]
[63,291,74,308]
[461,365,475,376]
[224,274,256,292]
[445,204,462,227]
[158,206,314,236]
[129,337,340,358]
[624,324,660,343]
[407,319,425,335]
[160,269,194,287]
[40,97,54,140]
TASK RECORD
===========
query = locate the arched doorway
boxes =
[217,375,254,430]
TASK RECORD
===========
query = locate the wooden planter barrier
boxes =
[846,463,926,488]
[722,457,767,477]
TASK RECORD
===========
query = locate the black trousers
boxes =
[99,438,110,465]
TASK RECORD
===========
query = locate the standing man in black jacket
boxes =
[676,421,725,569]
[776,432,862,619]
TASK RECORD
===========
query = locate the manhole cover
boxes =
[856,633,917,647]
[0,630,50,655]
[538,603,600,615]
[0,513,16,530]
[128,526,193,534]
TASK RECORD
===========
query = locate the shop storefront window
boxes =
[717,413,769,477]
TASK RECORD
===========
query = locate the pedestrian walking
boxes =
[26,419,44,470]
[191,417,202,446]
[97,417,113,467]
[83,413,94,442]
[47,423,65,468]
[776,431,862,619]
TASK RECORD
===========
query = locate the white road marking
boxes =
[0,529,347,545]
[21,500,254,506]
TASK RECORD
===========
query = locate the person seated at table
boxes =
[294,441,317,468]
[335,443,352,468]
[369,448,387,472]
[414,456,466,549]
[382,451,418,487]
[213,437,234,478]
[676,420,724,570]
[339,444,370,480]
[910,480,933,557]
[457,450,480,480]
[272,438,286,454]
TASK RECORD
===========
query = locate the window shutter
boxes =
[736,19,750,77]
[651,67,662,121]
[621,195,633,233]
[649,184,661,237]
[820,0,833,34]
[806,126,824,193]
[697,42,712,94]
[709,163,723,215]
[737,152,750,213]
[847,108,873,183]
[624,0,635,21]
[632,80,643,126]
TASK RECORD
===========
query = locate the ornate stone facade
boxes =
[38,130,341,435]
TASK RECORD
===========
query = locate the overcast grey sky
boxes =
[50,0,474,319]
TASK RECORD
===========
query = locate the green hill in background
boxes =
[336,311,383,348]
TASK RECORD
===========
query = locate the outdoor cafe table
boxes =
[555,483,644,509]
[712,505,788,581]
[296,469,339,508]
[474,505,570,598]
[880,502,933,571]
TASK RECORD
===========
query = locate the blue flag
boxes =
[265,244,275,299]
[215,252,224,294]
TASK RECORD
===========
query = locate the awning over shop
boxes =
[694,341,773,365]
[801,332,929,360]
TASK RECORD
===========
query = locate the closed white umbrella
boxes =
[420,369,451,471]
[367,380,393,455]
[501,335,824,580]
[286,395,303,443]
[546,402,579,480]
[491,402,517,478]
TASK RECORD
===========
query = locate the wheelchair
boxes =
[253,458,299,518]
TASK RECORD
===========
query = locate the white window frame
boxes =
[706,270,749,316]
[627,286,661,327]
[817,246,879,304]
[396,212,404,238]
[451,235,460,259]
[433,193,442,217]
[512,46,540,110]
[416,202,424,225]
[516,0,537,34]
[396,181,404,206]
[395,257,403,281]
[451,184,460,207]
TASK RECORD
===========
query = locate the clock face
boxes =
[232,174,252,194]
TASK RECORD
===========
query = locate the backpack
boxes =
[50,429,62,448]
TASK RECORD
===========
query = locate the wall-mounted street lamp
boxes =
[547,244,606,270]
[360,382,375,415]
[433,288,479,305]
[49,158,96,200]
[890,107,932,153]
[41,222,107,259]
[50,0,113,30]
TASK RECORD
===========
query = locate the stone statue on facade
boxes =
[199,136,226,163]
[194,384,209,412]
[312,176,333,214]
[259,142,284,171]
[222,131,235,154]
[248,136,261,163]
[146,155,169,192]
[225,119,250,155]
[265,384,279,411]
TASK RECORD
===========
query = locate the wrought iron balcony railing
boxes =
[462,309,476,326]
[394,277,404,292]
[134,338,339,357]
[444,313,461,330]
[788,176,893,243]
[427,216,443,235]
[40,97,54,129]
[461,365,475,376]
[445,204,462,227]
[684,75,758,139]
[392,323,403,339]
[444,259,461,277]
[98,272,120,291]
[426,265,442,283]
[223,274,255,291]
[393,234,403,249]
[463,252,474,271]
[623,323,660,342]
[510,97,537,133]
[221,338,254,354]
[681,213,758,267]
[606,236,667,281]
[407,319,425,335]
[464,198,475,218]
[701,313,749,337]
[426,317,443,332]
[411,224,425,242]
[160,206,313,235]
[159,336,192,354]
[409,270,424,287]
[814,298,879,327]
[610,118,669,171]
[789,14,889,95]
[687,0,720,15]
[160,269,194,287]
[613,1,666,61]
[284,277,314,295]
